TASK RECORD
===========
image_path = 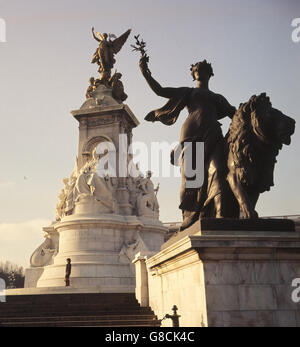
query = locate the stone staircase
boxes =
[0,293,161,327]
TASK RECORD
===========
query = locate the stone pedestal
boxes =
[144,219,300,327]
[36,214,165,291]
[133,252,153,307]
[24,85,168,292]
[71,101,139,175]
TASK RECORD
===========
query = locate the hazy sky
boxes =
[0,0,299,267]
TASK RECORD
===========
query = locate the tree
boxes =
[0,261,25,288]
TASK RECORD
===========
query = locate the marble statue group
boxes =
[55,151,159,221]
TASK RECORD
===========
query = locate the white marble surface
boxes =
[145,230,300,327]
[32,214,166,290]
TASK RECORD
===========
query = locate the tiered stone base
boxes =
[136,218,300,327]
[26,214,166,291]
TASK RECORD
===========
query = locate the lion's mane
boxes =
[226,93,294,194]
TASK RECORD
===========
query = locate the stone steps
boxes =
[0,293,160,327]
[0,315,159,327]
[4,293,137,303]
[0,310,154,318]
[0,318,160,327]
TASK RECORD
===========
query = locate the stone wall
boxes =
[146,249,207,327]
[204,259,300,326]
[139,230,300,327]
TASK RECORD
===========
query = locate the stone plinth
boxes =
[144,221,300,327]
[133,252,153,307]
[35,214,166,291]
[24,85,168,291]
[162,218,295,250]
[71,103,139,170]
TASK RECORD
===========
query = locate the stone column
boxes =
[133,252,149,307]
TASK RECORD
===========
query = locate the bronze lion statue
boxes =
[226,93,295,218]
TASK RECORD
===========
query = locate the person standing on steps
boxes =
[65,258,72,287]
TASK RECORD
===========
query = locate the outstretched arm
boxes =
[91,27,101,42]
[215,94,236,120]
[139,57,178,99]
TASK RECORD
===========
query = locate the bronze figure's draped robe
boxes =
[138,49,295,226]
[145,86,236,227]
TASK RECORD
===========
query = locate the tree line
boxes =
[0,261,25,288]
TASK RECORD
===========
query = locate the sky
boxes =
[0,0,299,267]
